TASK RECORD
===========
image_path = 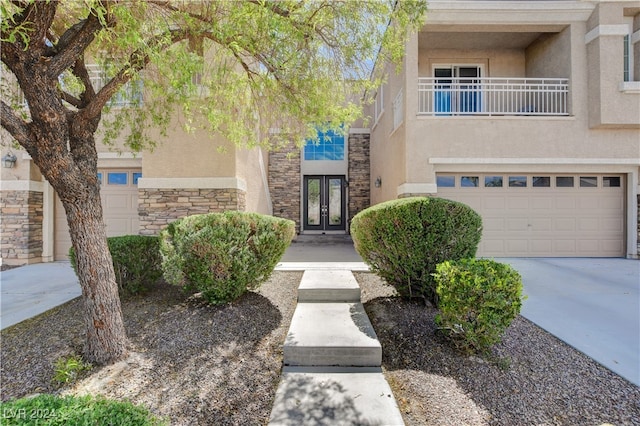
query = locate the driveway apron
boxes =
[499,258,639,387]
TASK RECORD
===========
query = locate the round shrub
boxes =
[433,259,525,355]
[159,211,295,304]
[69,235,162,296]
[350,197,482,303]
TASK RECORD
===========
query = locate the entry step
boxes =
[298,270,361,302]
[269,366,405,426]
[284,302,381,367]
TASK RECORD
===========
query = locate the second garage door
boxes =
[436,173,625,257]
[54,169,141,260]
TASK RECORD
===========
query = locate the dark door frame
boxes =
[302,175,347,232]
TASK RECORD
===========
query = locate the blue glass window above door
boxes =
[304,129,345,161]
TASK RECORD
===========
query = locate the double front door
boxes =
[303,175,346,231]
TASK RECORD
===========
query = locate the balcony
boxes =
[418,77,569,117]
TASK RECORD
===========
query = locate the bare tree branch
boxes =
[72,57,97,106]
[48,12,108,79]
[60,91,83,109]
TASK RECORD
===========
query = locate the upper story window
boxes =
[624,34,631,81]
[373,85,384,123]
[623,17,636,83]
[433,65,483,114]
[304,128,345,161]
[87,64,143,107]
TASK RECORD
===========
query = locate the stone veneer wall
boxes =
[0,190,43,264]
[138,188,246,235]
[268,142,301,234]
[347,133,370,231]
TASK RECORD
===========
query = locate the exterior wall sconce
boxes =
[2,151,17,168]
[374,176,382,188]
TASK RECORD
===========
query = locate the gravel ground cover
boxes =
[2,270,639,425]
[355,272,640,426]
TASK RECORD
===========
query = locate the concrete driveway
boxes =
[0,262,80,330]
[499,258,639,387]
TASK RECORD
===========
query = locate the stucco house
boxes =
[1,0,639,265]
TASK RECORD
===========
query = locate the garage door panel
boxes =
[55,168,140,260]
[507,198,528,209]
[531,240,553,254]
[600,196,624,210]
[578,218,599,231]
[531,197,553,209]
[554,240,576,253]
[602,218,624,232]
[484,218,505,231]
[555,218,576,231]
[506,240,528,253]
[105,218,130,236]
[578,197,599,210]
[437,173,625,257]
[556,198,576,209]
[531,218,552,231]
[103,194,132,210]
[483,197,506,210]
[601,239,624,253]
[507,218,529,231]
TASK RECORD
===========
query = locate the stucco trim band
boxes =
[138,177,247,192]
[585,24,629,45]
[429,158,640,165]
[0,180,44,192]
[397,183,438,196]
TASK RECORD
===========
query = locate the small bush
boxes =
[70,235,162,296]
[159,211,295,304]
[52,355,91,385]
[0,394,166,425]
[350,197,482,303]
[433,259,525,355]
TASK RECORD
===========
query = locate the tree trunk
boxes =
[62,188,129,364]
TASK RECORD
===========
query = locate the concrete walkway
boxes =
[269,269,404,425]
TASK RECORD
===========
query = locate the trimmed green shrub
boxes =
[433,259,525,355]
[159,211,295,304]
[69,235,162,296]
[0,394,166,426]
[350,197,482,303]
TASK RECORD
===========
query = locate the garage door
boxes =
[436,173,625,257]
[54,169,141,260]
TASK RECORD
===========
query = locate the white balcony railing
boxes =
[418,77,569,116]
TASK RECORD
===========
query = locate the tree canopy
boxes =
[2,0,426,151]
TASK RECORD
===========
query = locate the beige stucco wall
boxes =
[235,146,271,215]
[586,2,640,128]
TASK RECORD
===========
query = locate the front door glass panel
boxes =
[303,175,346,231]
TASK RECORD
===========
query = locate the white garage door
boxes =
[436,173,625,257]
[54,169,141,260]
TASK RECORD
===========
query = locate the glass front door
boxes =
[303,175,346,231]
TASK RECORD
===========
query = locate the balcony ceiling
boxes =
[419,31,546,50]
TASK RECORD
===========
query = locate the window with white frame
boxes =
[433,65,483,114]
[392,88,403,131]
[623,17,636,82]
[373,84,384,123]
